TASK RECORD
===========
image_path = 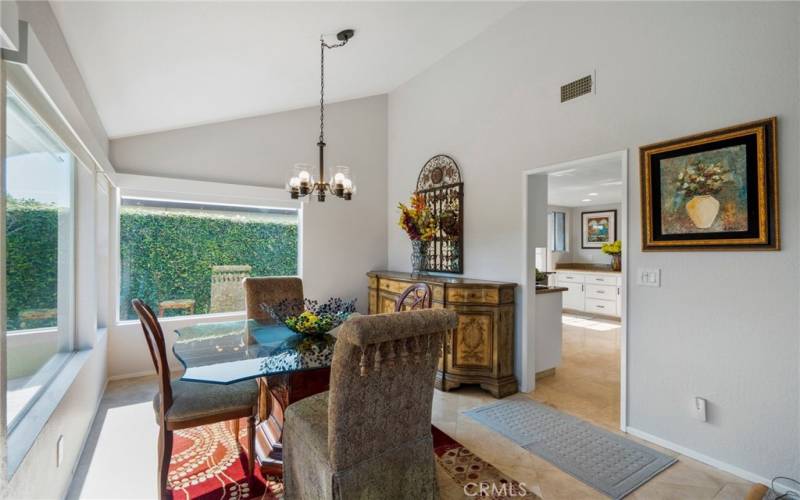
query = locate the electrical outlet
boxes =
[56,435,64,467]
[692,397,708,422]
[637,268,661,287]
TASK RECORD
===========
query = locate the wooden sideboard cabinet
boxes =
[367,271,517,398]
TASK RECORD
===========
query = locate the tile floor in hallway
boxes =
[531,313,621,431]
[69,369,752,499]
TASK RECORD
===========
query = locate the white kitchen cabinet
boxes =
[561,282,584,311]
[556,270,621,318]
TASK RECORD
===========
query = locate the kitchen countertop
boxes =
[554,264,621,274]
[536,285,568,295]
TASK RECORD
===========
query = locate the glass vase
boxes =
[410,240,427,276]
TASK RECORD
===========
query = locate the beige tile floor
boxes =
[68,317,752,499]
[531,313,622,431]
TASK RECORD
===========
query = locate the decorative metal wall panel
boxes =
[416,155,463,274]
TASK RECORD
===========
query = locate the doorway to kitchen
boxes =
[522,150,628,432]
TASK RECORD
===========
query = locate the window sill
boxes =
[113,310,246,328]
[6,329,107,479]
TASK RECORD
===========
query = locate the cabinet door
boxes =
[378,293,398,314]
[450,311,494,371]
[562,283,584,311]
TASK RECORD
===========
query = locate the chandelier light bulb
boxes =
[289,176,301,188]
[298,170,311,183]
[342,178,353,190]
[334,172,346,185]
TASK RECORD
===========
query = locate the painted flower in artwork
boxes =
[674,161,731,197]
[397,194,437,241]
[659,145,748,234]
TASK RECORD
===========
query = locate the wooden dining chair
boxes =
[395,282,433,311]
[131,299,259,499]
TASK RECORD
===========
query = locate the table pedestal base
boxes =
[254,367,331,477]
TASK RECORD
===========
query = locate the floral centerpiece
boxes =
[397,193,437,275]
[675,161,731,228]
[262,297,356,336]
[601,240,622,271]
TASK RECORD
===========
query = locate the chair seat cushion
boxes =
[153,378,258,426]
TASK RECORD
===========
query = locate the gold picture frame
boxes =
[640,117,779,251]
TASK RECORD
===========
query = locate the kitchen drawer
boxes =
[585,298,618,316]
[586,284,617,300]
[556,272,585,284]
[586,274,621,286]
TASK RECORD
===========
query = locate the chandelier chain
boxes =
[319,35,349,144]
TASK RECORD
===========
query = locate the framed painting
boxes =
[581,210,617,249]
[640,117,779,251]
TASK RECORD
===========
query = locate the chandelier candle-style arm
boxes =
[287,29,357,202]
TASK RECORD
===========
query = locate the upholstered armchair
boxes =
[283,309,458,500]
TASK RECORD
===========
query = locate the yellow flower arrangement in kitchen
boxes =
[601,240,622,271]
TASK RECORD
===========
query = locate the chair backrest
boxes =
[395,282,433,311]
[327,309,458,471]
[131,299,173,420]
[243,276,304,322]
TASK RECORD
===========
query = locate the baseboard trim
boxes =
[626,427,773,488]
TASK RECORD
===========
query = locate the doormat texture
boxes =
[167,420,538,499]
[464,398,677,499]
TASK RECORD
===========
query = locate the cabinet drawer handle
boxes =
[596,290,605,294]
[596,305,605,309]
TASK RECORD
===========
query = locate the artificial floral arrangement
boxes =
[397,194,437,241]
[601,240,621,255]
[262,297,356,336]
[675,161,731,198]
[601,240,622,271]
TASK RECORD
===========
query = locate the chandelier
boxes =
[287,29,356,201]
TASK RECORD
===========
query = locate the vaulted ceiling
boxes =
[50,2,519,138]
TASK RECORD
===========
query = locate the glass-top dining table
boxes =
[173,319,337,384]
[173,319,338,474]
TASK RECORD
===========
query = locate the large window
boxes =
[118,198,299,321]
[5,84,75,430]
[550,211,567,252]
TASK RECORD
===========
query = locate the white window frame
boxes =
[2,56,105,477]
[110,173,303,327]
[4,77,78,434]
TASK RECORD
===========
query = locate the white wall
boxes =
[107,95,388,379]
[14,1,112,172]
[570,203,621,265]
[387,2,799,483]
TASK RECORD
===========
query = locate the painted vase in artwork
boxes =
[685,195,720,229]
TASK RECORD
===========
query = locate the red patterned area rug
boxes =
[168,420,533,499]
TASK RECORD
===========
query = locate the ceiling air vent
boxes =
[561,74,593,103]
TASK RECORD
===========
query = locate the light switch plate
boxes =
[637,268,661,287]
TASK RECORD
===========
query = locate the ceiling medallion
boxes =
[286,29,356,202]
